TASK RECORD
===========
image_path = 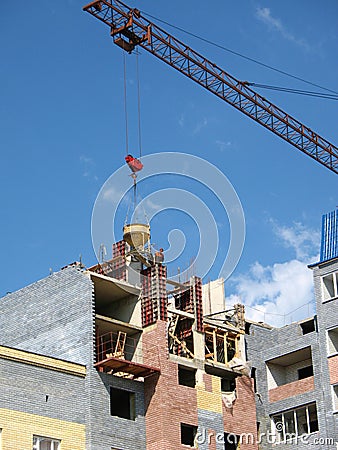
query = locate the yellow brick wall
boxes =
[196,375,222,413]
[0,346,86,378]
[0,409,85,450]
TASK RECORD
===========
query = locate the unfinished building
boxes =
[1,209,337,449]
[0,222,257,450]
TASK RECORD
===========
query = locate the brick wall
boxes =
[0,267,94,365]
[268,376,314,402]
[143,321,258,450]
[143,321,198,450]
[328,355,338,385]
[222,376,258,450]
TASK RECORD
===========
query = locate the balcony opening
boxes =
[298,366,313,380]
[180,423,197,447]
[266,347,313,389]
[327,327,338,355]
[90,272,141,326]
[300,318,316,335]
[178,366,196,388]
[95,318,159,378]
[110,387,135,420]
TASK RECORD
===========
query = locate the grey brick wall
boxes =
[0,358,86,424]
[86,368,146,450]
[246,315,335,449]
[0,267,148,450]
[0,266,94,366]
[197,409,224,450]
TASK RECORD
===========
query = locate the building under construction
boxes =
[0,210,337,449]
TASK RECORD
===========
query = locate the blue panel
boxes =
[320,209,338,262]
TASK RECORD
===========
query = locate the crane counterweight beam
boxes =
[83,0,338,174]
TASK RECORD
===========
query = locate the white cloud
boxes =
[102,186,124,202]
[80,154,98,181]
[256,7,310,51]
[215,140,232,152]
[178,113,185,128]
[227,221,319,327]
[193,117,208,135]
[272,220,320,261]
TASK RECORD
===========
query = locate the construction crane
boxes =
[83,0,338,175]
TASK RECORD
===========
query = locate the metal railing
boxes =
[96,331,142,364]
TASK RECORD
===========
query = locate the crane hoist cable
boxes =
[142,10,338,96]
[123,50,129,155]
[245,82,338,100]
[122,50,144,216]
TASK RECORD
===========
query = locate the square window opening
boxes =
[298,365,313,380]
[180,423,197,447]
[300,319,316,335]
[110,387,135,421]
[224,432,240,449]
[221,376,236,393]
[178,366,196,388]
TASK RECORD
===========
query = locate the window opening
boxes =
[327,327,338,354]
[110,387,135,420]
[180,423,197,447]
[178,367,196,388]
[322,272,338,301]
[298,366,313,380]
[32,436,60,450]
[224,432,240,449]
[271,403,318,443]
[300,319,315,335]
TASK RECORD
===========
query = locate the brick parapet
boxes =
[268,376,314,402]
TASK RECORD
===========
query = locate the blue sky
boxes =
[1,0,337,325]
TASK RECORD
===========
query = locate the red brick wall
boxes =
[143,321,198,450]
[208,429,216,450]
[143,321,258,450]
[203,373,213,393]
[268,376,314,402]
[328,355,338,384]
[223,376,258,450]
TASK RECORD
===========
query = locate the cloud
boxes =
[256,7,310,50]
[271,220,320,261]
[178,113,185,128]
[227,221,319,327]
[102,186,124,202]
[215,140,232,152]
[80,154,98,181]
[193,117,208,135]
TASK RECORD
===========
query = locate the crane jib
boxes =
[83,0,338,175]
